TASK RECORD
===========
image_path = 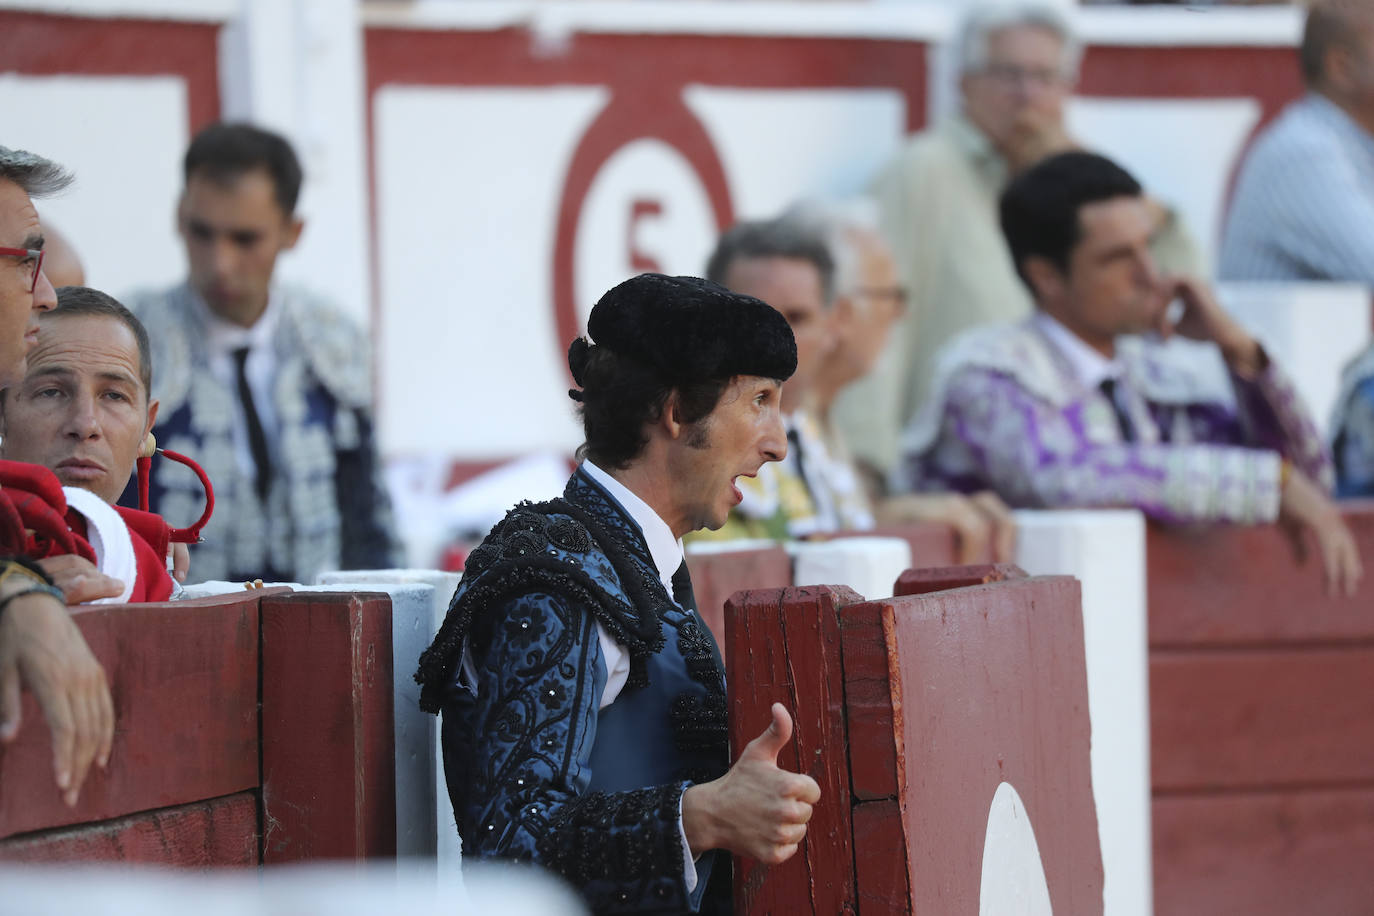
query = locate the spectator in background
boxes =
[126,123,399,584]
[1219,1,1374,496]
[1335,348,1374,497]
[839,1,1199,483]
[0,145,114,808]
[903,152,1362,597]
[1220,0,1374,283]
[796,200,1016,562]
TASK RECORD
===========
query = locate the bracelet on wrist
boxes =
[0,583,68,622]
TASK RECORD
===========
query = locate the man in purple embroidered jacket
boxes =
[417,274,821,913]
[901,151,1363,596]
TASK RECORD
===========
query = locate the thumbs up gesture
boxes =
[682,702,822,865]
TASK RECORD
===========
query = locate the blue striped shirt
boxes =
[1219,94,1374,284]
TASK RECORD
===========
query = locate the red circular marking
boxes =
[551,90,735,384]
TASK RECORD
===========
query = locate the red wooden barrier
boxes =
[0,588,395,866]
[261,592,396,862]
[725,572,1102,914]
[1147,504,1374,914]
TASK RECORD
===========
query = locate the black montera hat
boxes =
[568,273,796,395]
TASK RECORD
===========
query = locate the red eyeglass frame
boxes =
[0,247,44,294]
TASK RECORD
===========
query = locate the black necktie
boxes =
[232,346,273,502]
[671,559,698,614]
[673,559,725,673]
[1099,377,1137,443]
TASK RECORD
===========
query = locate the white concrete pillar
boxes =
[788,536,912,601]
[1014,509,1151,916]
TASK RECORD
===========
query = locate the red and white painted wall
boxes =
[1,0,1323,461]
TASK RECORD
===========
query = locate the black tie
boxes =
[671,559,698,614]
[1099,377,1137,443]
[232,346,273,502]
[673,559,725,672]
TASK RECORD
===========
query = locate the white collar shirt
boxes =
[194,287,284,480]
[1032,310,1125,391]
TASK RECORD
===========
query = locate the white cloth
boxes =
[194,288,283,482]
[63,486,136,604]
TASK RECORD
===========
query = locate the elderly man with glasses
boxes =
[0,144,116,809]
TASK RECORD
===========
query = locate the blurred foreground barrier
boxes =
[1146,503,1374,914]
[0,589,395,865]
[724,573,1102,914]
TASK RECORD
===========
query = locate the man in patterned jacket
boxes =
[417,273,821,914]
[126,123,397,584]
[902,151,1362,597]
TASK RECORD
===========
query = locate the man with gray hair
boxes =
[839,1,1199,483]
[798,200,1017,561]
[0,145,116,808]
[700,216,839,539]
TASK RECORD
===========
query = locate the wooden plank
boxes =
[872,577,1101,915]
[686,544,790,651]
[852,799,911,914]
[0,594,262,839]
[0,791,258,866]
[725,586,862,916]
[1147,505,1374,647]
[893,563,1025,597]
[837,601,900,803]
[260,592,396,862]
[1153,789,1374,916]
[1151,647,1374,791]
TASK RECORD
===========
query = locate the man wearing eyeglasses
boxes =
[836,2,1200,493]
[126,123,398,585]
[0,145,115,809]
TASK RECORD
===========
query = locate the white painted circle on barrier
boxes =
[979,781,1054,916]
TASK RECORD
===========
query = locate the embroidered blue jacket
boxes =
[417,469,730,914]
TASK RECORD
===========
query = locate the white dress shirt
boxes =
[1032,311,1123,391]
[194,289,284,481]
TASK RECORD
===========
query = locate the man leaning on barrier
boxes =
[0,145,113,808]
[902,151,1362,598]
[417,274,821,914]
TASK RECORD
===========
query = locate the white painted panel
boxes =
[1218,282,1372,439]
[684,86,908,221]
[372,85,608,458]
[788,536,911,600]
[1068,97,1261,272]
[0,74,188,298]
[1014,509,1151,916]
